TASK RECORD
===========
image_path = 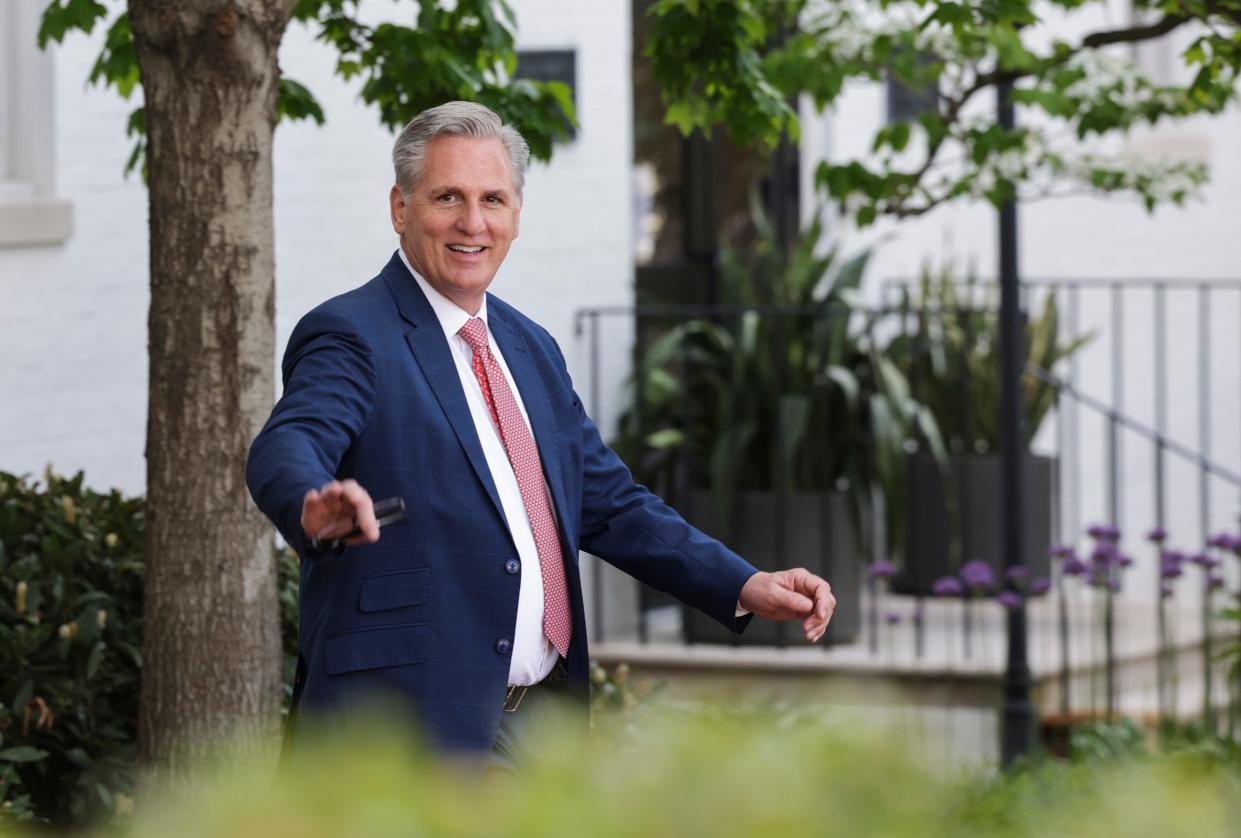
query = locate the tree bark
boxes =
[130,0,295,774]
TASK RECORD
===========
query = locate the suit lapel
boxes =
[381,254,507,530]
[488,307,573,542]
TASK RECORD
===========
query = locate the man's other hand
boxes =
[739,568,836,643]
[301,479,380,546]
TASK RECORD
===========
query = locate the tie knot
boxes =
[458,317,489,351]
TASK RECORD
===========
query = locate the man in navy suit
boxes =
[246,101,836,762]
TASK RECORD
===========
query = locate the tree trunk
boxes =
[130,0,294,774]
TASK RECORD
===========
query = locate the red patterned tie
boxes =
[458,317,572,657]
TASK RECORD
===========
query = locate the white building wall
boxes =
[0,0,633,496]
[799,2,1241,603]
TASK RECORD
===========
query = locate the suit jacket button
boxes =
[505,559,521,575]
[496,638,512,655]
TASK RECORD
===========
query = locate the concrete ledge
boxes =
[592,641,1004,709]
[0,195,74,247]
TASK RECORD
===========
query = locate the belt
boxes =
[503,658,568,713]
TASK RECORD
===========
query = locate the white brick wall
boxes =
[0,0,633,495]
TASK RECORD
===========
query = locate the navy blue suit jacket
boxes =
[246,253,757,751]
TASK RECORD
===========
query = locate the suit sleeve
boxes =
[540,334,758,633]
[245,308,377,558]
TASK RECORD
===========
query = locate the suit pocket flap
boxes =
[324,622,429,675]
[358,568,430,612]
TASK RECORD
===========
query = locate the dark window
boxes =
[515,49,577,141]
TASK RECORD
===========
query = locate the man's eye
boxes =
[437,193,456,203]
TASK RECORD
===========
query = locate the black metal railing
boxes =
[573,278,1241,725]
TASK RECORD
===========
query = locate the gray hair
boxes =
[393,101,530,197]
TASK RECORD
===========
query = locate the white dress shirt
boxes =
[398,250,560,686]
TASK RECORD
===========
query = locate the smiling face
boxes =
[390,135,521,314]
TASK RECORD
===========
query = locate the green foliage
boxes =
[1069,717,1148,762]
[277,79,327,127]
[646,0,800,147]
[612,205,944,557]
[5,708,1239,837]
[588,662,663,740]
[648,0,1240,224]
[306,0,576,161]
[0,470,300,829]
[36,0,108,46]
[883,269,1093,453]
[38,0,576,178]
[0,469,143,827]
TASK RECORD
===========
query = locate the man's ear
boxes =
[389,185,406,234]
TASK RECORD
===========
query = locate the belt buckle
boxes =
[503,685,528,713]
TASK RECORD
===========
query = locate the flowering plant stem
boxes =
[1057,573,1070,719]
[1202,582,1214,731]
[1104,587,1116,720]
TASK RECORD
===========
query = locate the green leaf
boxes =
[777,394,812,481]
[278,77,327,126]
[825,365,860,412]
[12,680,33,712]
[86,641,105,679]
[123,107,147,181]
[0,746,48,764]
[87,13,140,99]
[889,122,911,152]
[645,429,686,449]
[37,0,108,48]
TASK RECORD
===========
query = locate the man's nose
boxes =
[455,201,486,235]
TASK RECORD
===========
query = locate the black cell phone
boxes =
[309,496,407,553]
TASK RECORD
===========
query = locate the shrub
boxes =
[0,470,144,825]
[5,708,1237,838]
[0,470,299,827]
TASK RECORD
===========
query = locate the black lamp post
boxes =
[997,76,1036,766]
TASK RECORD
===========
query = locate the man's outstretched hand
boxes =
[739,568,836,643]
[301,479,380,546]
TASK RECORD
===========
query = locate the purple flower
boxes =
[959,559,995,592]
[1147,526,1168,544]
[1006,565,1031,586]
[1207,532,1232,550]
[1207,573,1226,591]
[997,591,1022,610]
[931,576,964,597]
[1029,577,1052,596]
[1190,552,1220,569]
[884,611,902,626]
[1048,544,1075,559]
[1062,556,1088,577]
[1227,534,1241,554]
[1162,548,1185,565]
[869,560,898,581]
[1115,553,1135,569]
[1091,544,1118,566]
[1088,523,1121,542]
[1160,560,1183,580]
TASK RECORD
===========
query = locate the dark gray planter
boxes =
[894,453,1055,596]
[679,490,861,645]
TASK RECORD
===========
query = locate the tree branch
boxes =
[880,11,1196,217]
[1080,14,1189,48]
[971,14,1190,92]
